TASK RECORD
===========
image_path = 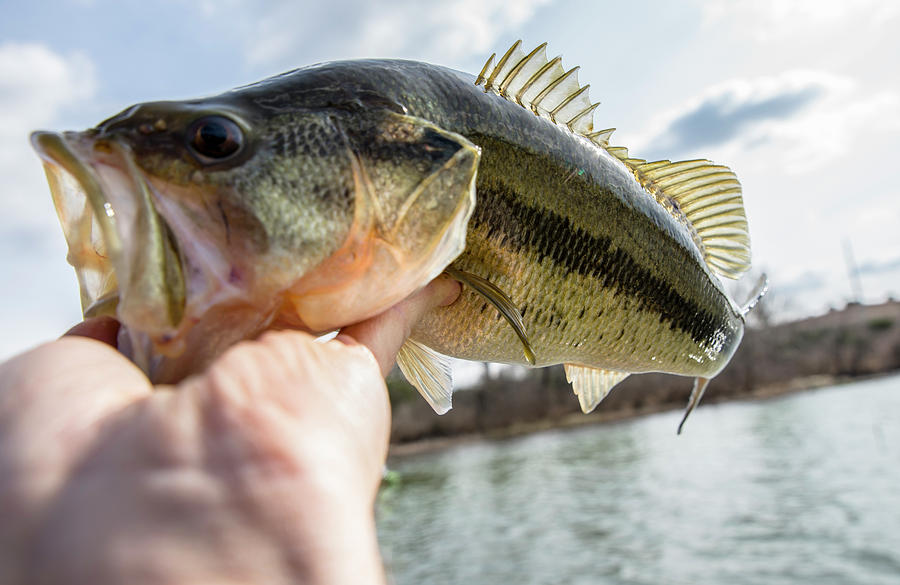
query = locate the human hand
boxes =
[0,276,459,585]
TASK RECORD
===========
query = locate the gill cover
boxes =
[287,111,479,331]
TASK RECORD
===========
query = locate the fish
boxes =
[32,72,479,382]
[32,41,761,430]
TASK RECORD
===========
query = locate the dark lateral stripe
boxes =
[470,182,724,345]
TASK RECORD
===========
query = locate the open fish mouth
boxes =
[31,131,186,348]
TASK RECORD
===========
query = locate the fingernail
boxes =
[436,276,461,307]
[334,333,360,346]
[63,316,121,347]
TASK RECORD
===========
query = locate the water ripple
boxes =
[378,375,900,585]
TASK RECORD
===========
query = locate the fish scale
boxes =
[410,138,736,361]
[392,48,750,420]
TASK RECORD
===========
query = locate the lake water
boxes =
[377,375,900,585]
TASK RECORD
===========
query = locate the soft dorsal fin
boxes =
[476,41,751,279]
[564,363,630,413]
[607,150,751,279]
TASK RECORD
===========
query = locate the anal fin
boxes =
[677,377,711,434]
[564,364,630,413]
[397,339,454,414]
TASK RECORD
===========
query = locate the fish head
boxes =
[32,83,478,381]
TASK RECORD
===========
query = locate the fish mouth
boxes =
[31,131,186,351]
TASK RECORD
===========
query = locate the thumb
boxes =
[337,275,459,376]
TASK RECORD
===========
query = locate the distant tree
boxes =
[481,361,492,382]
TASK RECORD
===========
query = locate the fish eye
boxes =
[187,116,243,161]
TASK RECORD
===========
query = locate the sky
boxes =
[1,0,898,373]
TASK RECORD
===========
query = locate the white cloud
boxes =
[0,42,95,141]
[0,42,97,224]
[700,0,900,41]
[351,0,550,62]
[629,70,900,174]
[0,43,98,358]
[771,89,900,174]
[616,64,900,315]
[223,0,552,69]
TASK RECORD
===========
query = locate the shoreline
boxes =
[387,300,900,454]
[387,373,865,458]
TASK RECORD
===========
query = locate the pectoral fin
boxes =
[677,377,711,434]
[397,339,454,414]
[445,266,536,365]
[564,363,630,413]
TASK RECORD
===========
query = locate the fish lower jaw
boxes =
[32,131,188,334]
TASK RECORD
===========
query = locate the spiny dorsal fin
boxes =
[564,364,630,413]
[476,41,751,279]
[476,40,603,136]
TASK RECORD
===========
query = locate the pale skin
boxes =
[0,276,460,585]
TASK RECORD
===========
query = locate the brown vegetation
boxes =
[387,300,900,446]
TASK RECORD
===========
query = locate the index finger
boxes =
[63,316,121,347]
[336,276,460,375]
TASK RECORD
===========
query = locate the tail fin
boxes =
[677,275,769,434]
[740,273,769,317]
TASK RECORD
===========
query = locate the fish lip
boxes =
[31,130,123,265]
[30,130,186,339]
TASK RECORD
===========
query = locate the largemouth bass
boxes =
[32,41,760,429]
